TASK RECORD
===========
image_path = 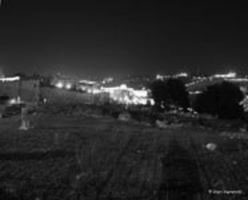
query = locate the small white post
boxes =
[19,106,29,131]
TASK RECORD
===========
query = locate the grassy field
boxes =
[0,111,247,200]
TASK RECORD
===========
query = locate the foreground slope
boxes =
[0,113,247,199]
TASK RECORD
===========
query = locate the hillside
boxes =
[0,110,247,199]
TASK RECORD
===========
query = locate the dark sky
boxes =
[0,0,248,78]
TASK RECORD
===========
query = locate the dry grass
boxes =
[0,112,247,199]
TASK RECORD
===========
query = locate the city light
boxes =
[0,76,20,82]
[239,95,248,112]
[102,84,153,105]
[8,98,17,105]
[155,74,170,80]
[156,74,164,80]
[227,78,248,82]
[189,91,202,95]
[102,77,114,84]
[120,84,127,89]
[91,88,101,94]
[55,82,64,89]
[65,83,72,90]
[8,97,22,105]
[213,72,237,78]
[174,72,188,78]
[79,80,97,85]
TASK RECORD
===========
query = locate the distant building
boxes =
[0,76,40,103]
[101,84,154,105]
[76,80,100,93]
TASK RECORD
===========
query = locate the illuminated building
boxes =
[213,72,237,79]
[101,84,154,105]
[0,76,20,82]
[55,82,64,89]
[65,83,72,90]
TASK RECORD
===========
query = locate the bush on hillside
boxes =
[193,81,244,119]
[0,95,10,105]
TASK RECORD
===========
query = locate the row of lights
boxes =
[186,72,237,88]
[0,76,20,82]
[156,72,188,80]
[54,81,154,105]
[55,82,72,90]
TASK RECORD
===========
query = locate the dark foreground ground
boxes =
[0,113,247,200]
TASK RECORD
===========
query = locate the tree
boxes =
[194,81,244,119]
[150,80,169,110]
[150,79,189,111]
[166,78,189,109]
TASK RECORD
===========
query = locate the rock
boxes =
[170,123,183,128]
[232,161,237,165]
[118,112,131,121]
[206,143,217,151]
[19,119,30,131]
[240,128,246,133]
[156,120,168,129]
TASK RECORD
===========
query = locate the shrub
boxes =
[166,79,189,109]
[194,81,244,119]
[0,95,10,105]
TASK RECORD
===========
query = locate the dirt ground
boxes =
[0,113,247,200]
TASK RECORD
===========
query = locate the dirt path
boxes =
[158,137,202,200]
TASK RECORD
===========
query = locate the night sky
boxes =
[0,0,248,78]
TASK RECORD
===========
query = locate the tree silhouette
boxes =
[150,79,189,111]
[194,81,244,119]
[166,78,189,109]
